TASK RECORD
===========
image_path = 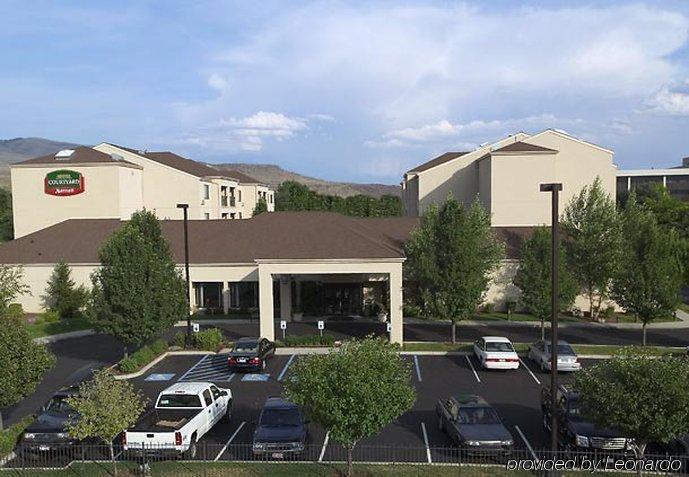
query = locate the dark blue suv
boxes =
[252,397,308,459]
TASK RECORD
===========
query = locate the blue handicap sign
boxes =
[241,373,270,382]
[145,373,175,381]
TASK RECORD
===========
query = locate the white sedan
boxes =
[473,337,520,370]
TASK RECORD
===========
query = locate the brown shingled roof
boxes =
[406,152,469,174]
[141,152,222,178]
[12,147,139,167]
[491,141,557,154]
[220,169,263,185]
[0,212,531,265]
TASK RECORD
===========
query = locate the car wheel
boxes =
[183,437,197,460]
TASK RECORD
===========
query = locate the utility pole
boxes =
[540,182,562,457]
[176,203,192,348]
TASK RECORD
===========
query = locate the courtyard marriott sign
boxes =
[44,170,85,196]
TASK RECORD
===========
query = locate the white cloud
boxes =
[645,82,689,116]
[207,74,231,95]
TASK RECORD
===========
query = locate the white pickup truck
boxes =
[123,382,232,459]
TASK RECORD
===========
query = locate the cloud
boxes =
[207,74,231,95]
[644,81,689,116]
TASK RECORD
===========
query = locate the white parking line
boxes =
[318,431,330,462]
[465,355,481,383]
[515,425,539,462]
[519,358,541,385]
[277,355,295,381]
[420,422,432,463]
[177,354,210,381]
[214,421,246,461]
[413,355,422,382]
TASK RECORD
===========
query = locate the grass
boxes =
[678,302,689,314]
[0,416,33,458]
[402,341,686,356]
[24,315,91,339]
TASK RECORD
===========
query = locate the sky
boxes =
[1,1,689,184]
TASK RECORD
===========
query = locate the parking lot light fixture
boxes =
[176,203,192,348]
[539,182,562,457]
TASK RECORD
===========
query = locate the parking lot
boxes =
[124,350,589,464]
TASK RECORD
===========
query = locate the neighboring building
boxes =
[615,157,689,203]
[402,129,617,226]
[10,144,275,238]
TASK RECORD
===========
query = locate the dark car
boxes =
[435,394,513,457]
[227,337,275,372]
[252,397,308,458]
[542,383,631,452]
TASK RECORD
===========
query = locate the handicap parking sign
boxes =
[241,373,270,382]
[145,373,175,381]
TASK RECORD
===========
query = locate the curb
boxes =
[33,329,96,344]
[112,350,212,380]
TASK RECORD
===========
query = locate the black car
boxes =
[252,397,308,458]
[227,337,275,372]
[436,394,513,457]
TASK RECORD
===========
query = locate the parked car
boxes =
[528,340,581,372]
[541,383,630,452]
[473,337,520,370]
[123,382,232,459]
[252,397,308,459]
[227,337,276,372]
[435,394,513,456]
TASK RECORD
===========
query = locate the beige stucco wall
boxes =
[11,163,142,238]
[477,156,492,212]
[402,175,419,216]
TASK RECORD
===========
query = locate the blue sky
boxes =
[2,1,689,184]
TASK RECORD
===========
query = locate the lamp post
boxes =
[540,182,562,456]
[176,203,192,348]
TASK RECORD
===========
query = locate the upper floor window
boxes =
[203,184,210,200]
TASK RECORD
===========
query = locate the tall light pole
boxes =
[176,203,192,348]
[540,182,562,455]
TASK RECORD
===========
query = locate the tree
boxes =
[253,197,268,216]
[612,196,684,345]
[0,316,55,429]
[0,265,29,316]
[283,337,415,477]
[562,178,622,320]
[513,227,578,340]
[66,370,146,475]
[275,181,324,211]
[575,348,689,469]
[405,197,504,342]
[44,262,89,319]
[0,188,12,242]
[88,210,187,350]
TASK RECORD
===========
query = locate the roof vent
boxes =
[55,149,75,160]
[138,149,147,155]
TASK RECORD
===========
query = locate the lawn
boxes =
[25,315,91,339]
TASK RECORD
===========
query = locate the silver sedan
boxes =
[528,340,581,372]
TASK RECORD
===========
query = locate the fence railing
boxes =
[1,443,687,475]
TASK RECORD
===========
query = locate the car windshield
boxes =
[157,394,203,408]
[545,344,576,355]
[234,342,258,353]
[45,396,74,414]
[260,408,302,427]
[485,342,515,352]
[457,407,501,425]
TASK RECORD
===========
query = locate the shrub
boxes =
[480,303,495,314]
[194,328,224,351]
[403,303,423,318]
[150,339,168,355]
[117,342,166,373]
[117,356,138,374]
[0,416,33,457]
[282,334,336,347]
[45,262,88,319]
[171,331,186,348]
[40,310,60,323]
[600,306,616,322]
[6,303,24,320]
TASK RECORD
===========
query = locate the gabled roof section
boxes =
[221,169,264,185]
[406,152,469,174]
[12,146,141,168]
[528,129,614,155]
[491,141,557,154]
[140,151,221,179]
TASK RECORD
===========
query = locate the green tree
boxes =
[513,227,578,340]
[575,348,689,467]
[253,197,268,216]
[405,197,505,342]
[0,265,29,316]
[44,262,89,319]
[562,178,622,320]
[612,196,684,345]
[275,181,324,211]
[0,316,55,429]
[88,210,187,350]
[66,370,146,475]
[283,337,415,477]
[0,188,12,242]
[376,194,403,216]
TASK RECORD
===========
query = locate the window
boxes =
[157,394,202,408]
[204,184,210,200]
[269,194,273,204]
[211,386,222,400]
[222,213,228,219]
[204,213,210,220]
[203,389,213,406]
[238,190,242,202]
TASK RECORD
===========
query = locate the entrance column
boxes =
[389,265,403,344]
[279,275,292,321]
[259,267,275,341]
[222,282,230,314]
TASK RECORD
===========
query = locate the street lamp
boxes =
[176,203,192,348]
[540,182,562,456]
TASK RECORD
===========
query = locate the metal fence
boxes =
[1,443,687,476]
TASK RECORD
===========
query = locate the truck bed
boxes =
[129,409,200,433]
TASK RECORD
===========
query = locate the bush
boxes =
[601,306,616,322]
[117,342,167,374]
[45,262,88,319]
[403,303,423,318]
[6,303,24,320]
[194,328,224,351]
[150,339,168,355]
[171,331,186,348]
[0,416,33,457]
[281,334,336,347]
[480,303,495,314]
[40,310,60,323]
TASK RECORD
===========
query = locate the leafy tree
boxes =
[88,210,187,350]
[575,348,689,466]
[562,178,622,320]
[376,194,404,216]
[0,265,29,316]
[44,262,89,319]
[405,197,504,342]
[275,181,325,211]
[612,196,684,345]
[513,227,578,340]
[284,337,415,477]
[0,188,12,242]
[253,197,268,216]
[0,316,55,429]
[66,370,146,475]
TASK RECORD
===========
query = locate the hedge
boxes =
[117,339,168,374]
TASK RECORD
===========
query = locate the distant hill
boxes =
[0,137,401,197]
